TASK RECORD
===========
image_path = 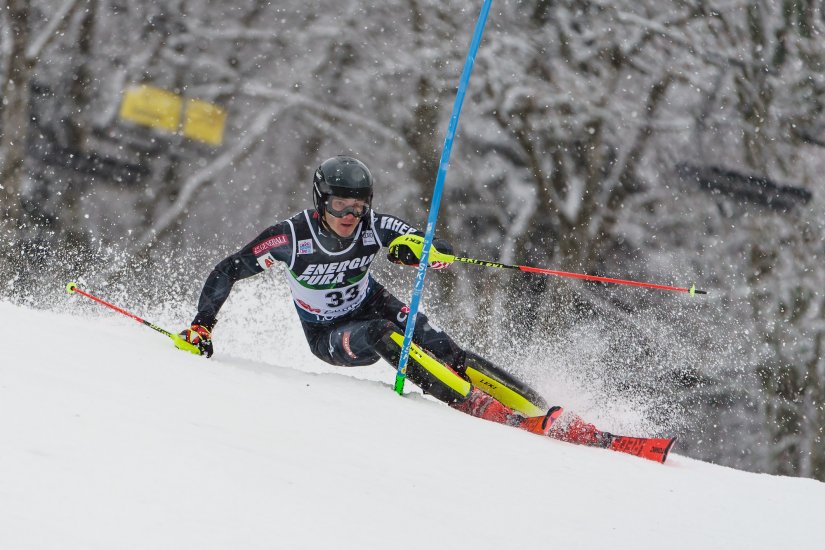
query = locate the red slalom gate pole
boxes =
[454,258,706,296]
[65,282,203,353]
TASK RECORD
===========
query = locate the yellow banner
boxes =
[120,85,226,145]
[119,85,182,132]
[183,99,227,146]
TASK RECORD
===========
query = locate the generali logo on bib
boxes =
[253,234,289,255]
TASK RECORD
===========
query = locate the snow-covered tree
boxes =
[1,0,823,480]
[0,0,88,281]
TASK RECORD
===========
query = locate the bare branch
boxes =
[241,82,409,148]
[133,102,282,253]
[24,0,84,62]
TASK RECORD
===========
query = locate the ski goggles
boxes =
[325,196,370,218]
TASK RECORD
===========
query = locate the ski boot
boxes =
[451,388,563,436]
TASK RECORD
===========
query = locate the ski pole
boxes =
[65,282,203,354]
[389,235,707,295]
[453,257,707,295]
[394,0,494,396]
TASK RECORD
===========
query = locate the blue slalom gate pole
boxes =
[394,0,493,395]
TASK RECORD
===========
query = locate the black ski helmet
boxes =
[313,156,373,217]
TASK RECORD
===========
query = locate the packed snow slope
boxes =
[1,300,823,550]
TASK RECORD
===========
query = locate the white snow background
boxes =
[1,298,823,550]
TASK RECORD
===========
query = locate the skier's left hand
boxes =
[388,234,455,269]
[180,324,214,357]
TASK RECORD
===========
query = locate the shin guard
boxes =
[374,331,471,404]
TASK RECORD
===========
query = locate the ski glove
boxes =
[387,234,455,270]
[180,324,214,358]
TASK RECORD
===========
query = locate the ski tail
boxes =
[609,435,677,464]
[544,413,677,463]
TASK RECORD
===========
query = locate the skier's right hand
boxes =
[180,324,214,357]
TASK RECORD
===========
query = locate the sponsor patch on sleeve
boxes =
[252,234,289,255]
[256,252,277,270]
[378,216,413,235]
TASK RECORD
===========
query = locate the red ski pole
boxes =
[454,257,706,295]
[65,282,203,354]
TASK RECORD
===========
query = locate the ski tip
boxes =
[661,436,678,464]
[65,282,78,294]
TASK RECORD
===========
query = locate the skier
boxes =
[181,155,675,461]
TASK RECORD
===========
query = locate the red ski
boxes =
[608,435,677,464]
[453,388,676,463]
[545,413,677,463]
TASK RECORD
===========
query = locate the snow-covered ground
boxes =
[2,299,823,550]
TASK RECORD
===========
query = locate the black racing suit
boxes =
[192,208,545,407]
